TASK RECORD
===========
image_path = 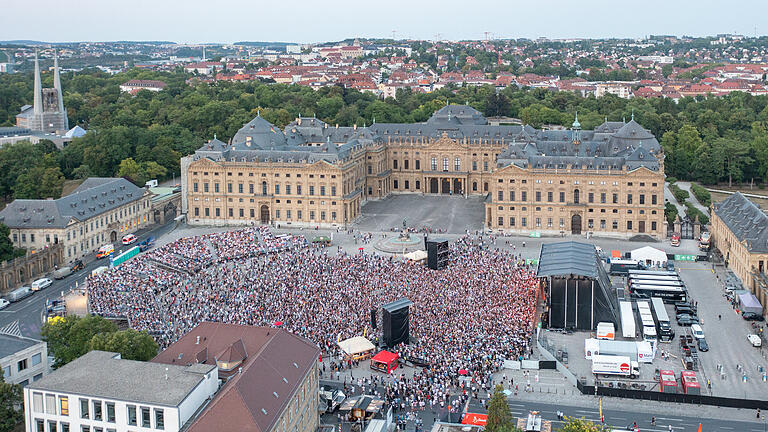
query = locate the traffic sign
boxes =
[674,254,697,262]
[529,231,541,238]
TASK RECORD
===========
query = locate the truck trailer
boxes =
[591,354,639,378]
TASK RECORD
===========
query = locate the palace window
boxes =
[443,158,449,172]
[454,158,461,171]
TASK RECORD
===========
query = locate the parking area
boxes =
[538,258,768,399]
[355,194,486,234]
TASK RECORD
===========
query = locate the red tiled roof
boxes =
[152,323,319,432]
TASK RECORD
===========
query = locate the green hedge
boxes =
[665,202,679,225]
[685,202,710,225]
[691,184,711,207]
[666,177,678,184]
[669,183,689,204]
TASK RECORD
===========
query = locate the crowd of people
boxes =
[88,226,540,409]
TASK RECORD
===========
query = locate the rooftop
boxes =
[537,241,601,278]
[152,323,320,432]
[28,350,215,406]
[713,192,768,253]
[0,333,42,359]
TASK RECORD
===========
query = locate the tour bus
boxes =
[650,297,674,342]
[628,273,683,282]
[610,259,645,276]
[629,284,687,303]
[629,279,686,288]
[628,270,678,277]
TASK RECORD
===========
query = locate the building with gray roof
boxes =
[24,350,218,432]
[182,105,664,238]
[0,177,153,263]
[0,331,50,386]
[711,192,768,315]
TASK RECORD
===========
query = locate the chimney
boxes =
[196,335,200,345]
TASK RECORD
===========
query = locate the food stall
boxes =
[370,350,399,373]
[339,395,386,422]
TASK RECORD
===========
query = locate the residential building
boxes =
[0,332,49,386]
[119,79,168,93]
[16,52,68,134]
[182,106,665,238]
[711,192,768,313]
[23,350,218,432]
[151,322,321,432]
[0,178,153,263]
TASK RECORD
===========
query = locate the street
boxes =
[0,220,178,339]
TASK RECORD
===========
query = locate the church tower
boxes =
[571,112,582,146]
[16,49,69,134]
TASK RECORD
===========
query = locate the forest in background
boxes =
[2,68,768,202]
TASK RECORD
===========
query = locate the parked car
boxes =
[675,305,696,315]
[31,278,53,291]
[71,259,84,272]
[0,298,9,310]
[748,334,762,347]
[138,236,155,252]
[743,312,765,321]
[676,311,698,321]
[121,234,137,245]
[691,324,705,339]
[698,338,709,352]
[677,315,699,326]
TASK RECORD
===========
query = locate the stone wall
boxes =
[0,243,63,295]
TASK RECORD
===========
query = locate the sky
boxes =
[1,0,767,44]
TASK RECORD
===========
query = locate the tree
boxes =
[486,385,518,432]
[712,137,753,187]
[89,329,159,361]
[117,157,142,183]
[556,417,606,432]
[0,223,25,263]
[41,315,118,368]
[0,368,23,432]
[485,93,511,117]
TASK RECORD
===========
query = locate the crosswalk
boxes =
[0,319,22,337]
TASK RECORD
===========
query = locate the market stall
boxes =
[337,336,376,361]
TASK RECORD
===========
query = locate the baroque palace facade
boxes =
[182,105,665,238]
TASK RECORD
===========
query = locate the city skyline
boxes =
[1,0,767,44]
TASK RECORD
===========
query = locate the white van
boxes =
[31,278,53,291]
[691,324,705,340]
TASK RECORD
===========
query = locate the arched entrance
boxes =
[110,231,117,242]
[571,214,582,235]
[452,178,462,194]
[260,205,270,224]
[430,178,439,194]
[441,178,450,194]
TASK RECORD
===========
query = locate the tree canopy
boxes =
[41,315,158,368]
[3,67,768,197]
[0,368,23,432]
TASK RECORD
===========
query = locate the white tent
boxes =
[404,250,428,262]
[337,336,375,358]
[630,246,667,267]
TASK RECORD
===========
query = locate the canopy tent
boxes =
[630,246,667,267]
[461,413,487,427]
[404,250,428,262]
[337,336,375,359]
[370,350,399,373]
[312,236,331,244]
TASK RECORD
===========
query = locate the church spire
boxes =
[33,51,42,115]
[53,50,65,115]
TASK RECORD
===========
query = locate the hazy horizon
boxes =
[1,0,766,45]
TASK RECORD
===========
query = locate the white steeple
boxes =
[33,51,42,115]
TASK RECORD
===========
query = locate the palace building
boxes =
[181,105,665,238]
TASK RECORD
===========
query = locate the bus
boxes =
[629,279,686,288]
[629,284,687,303]
[628,270,678,277]
[610,259,645,275]
[650,297,674,342]
[637,301,657,342]
[628,274,682,282]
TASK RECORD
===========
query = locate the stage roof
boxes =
[382,298,413,312]
[537,241,600,278]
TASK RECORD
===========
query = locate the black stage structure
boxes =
[381,298,413,347]
[425,238,450,270]
[537,241,618,330]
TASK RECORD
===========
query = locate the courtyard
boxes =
[354,194,486,234]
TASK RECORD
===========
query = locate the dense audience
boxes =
[88,227,539,409]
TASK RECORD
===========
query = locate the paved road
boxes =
[498,399,766,432]
[0,221,178,339]
[664,182,687,216]
[675,182,710,216]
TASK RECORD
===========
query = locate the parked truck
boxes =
[591,354,639,378]
[698,232,711,251]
